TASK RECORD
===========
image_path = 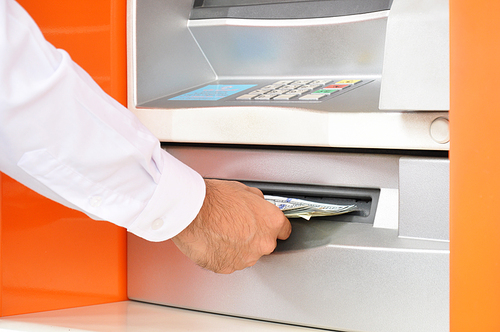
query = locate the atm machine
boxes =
[127,0,450,331]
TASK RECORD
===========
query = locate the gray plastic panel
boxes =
[379,0,449,110]
[163,145,400,190]
[399,157,449,241]
[191,0,393,20]
[133,0,216,105]
[127,146,449,332]
[130,0,450,150]
[188,16,387,79]
[128,223,449,332]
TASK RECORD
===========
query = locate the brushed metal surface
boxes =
[128,223,449,332]
[164,146,400,190]
[399,157,450,241]
[188,13,387,78]
[128,0,450,150]
[132,0,216,105]
[379,0,449,110]
[128,147,449,332]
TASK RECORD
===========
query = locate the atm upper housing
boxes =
[127,0,449,150]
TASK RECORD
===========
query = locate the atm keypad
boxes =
[236,79,363,102]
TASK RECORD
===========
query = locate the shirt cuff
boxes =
[127,150,206,242]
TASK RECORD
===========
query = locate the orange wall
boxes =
[0,0,128,316]
[2,0,500,327]
[450,0,500,330]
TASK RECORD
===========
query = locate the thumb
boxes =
[277,216,292,240]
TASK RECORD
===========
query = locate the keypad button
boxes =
[286,84,304,89]
[311,80,331,85]
[247,90,264,95]
[275,80,294,85]
[263,84,284,89]
[236,94,257,100]
[313,89,340,95]
[299,94,327,100]
[285,90,298,95]
[294,88,312,93]
[235,79,364,102]
[325,84,350,89]
[335,79,362,84]
[273,94,298,100]
[255,94,279,100]
[294,80,313,84]
[272,88,292,93]
[302,84,322,89]
[247,90,266,95]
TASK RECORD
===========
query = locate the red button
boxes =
[325,84,349,89]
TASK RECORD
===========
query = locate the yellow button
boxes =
[335,80,362,84]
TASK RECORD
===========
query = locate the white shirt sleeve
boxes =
[0,0,206,242]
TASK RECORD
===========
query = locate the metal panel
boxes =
[128,224,449,332]
[399,157,450,241]
[188,13,387,78]
[128,0,450,150]
[128,146,449,332]
[379,0,449,111]
[131,0,216,105]
[164,146,400,190]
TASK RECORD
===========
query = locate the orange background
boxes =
[1,0,500,330]
[0,0,128,316]
[449,0,500,330]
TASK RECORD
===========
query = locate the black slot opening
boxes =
[242,181,380,224]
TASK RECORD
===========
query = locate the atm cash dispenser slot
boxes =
[243,181,380,224]
[239,181,380,252]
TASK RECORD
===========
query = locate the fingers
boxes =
[277,215,292,240]
[248,184,292,243]
[244,183,292,240]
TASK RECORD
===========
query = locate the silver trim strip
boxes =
[188,10,390,28]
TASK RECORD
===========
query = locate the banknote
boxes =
[264,195,358,220]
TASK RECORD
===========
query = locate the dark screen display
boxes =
[191,0,392,20]
[197,0,317,7]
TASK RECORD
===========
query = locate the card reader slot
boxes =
[242,181,380,225]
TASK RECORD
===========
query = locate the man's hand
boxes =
[172,179,292,274]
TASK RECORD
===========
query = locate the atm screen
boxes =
[191,0,393,20]
[196,0,317,7]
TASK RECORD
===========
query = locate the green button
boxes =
[313,89,339,94]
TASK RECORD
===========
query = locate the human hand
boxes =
[172,179,292,274]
